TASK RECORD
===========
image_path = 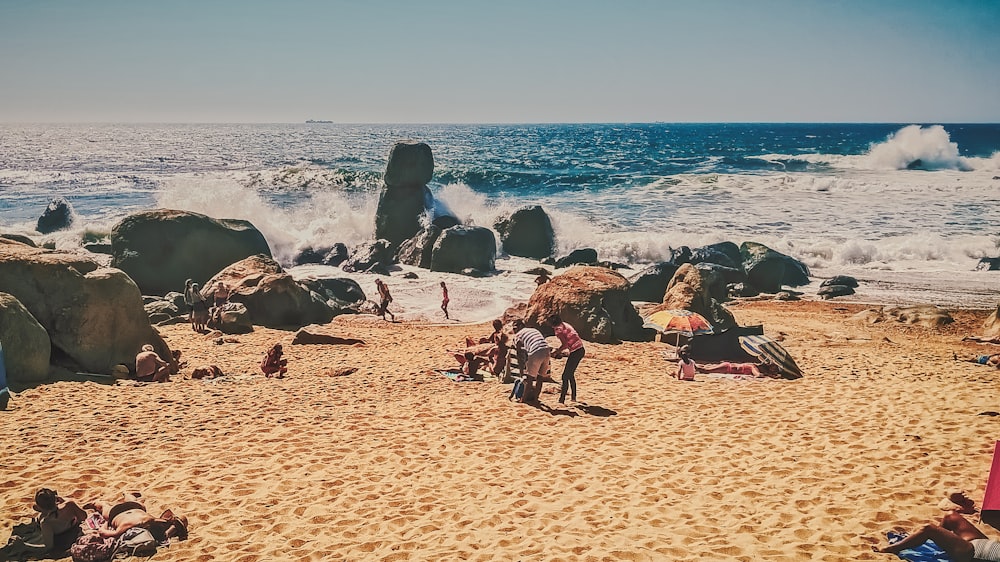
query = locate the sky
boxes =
[0,0,998,123]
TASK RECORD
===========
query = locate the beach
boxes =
[3,299,999,561]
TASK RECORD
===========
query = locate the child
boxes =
[676,345,697,381]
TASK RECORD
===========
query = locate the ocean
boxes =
[1,122,998,321]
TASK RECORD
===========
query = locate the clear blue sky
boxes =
[1,0,997,123]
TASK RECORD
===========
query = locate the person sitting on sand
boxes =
[261,343,288,378]
[676,345,697,381]
[871,511,1000,562]
[955,352,1000,368]
[697,359,779,378]
[135,344,171,383]
[85,492,188,543]
[452,351,486,381]
[512,319,551,403]
[0,488,88,558]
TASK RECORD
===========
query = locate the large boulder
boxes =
[36,197,74,234]
[397,226,442,269]
[204,255,337,328]
[494,206,556,260]
[342,239,394,274]
[740,242,810,293]
[111,209,272,296]
[555,248,598,268]
[0,292,50,383]
[216,302,253,334]
[656,263,737,332]
[0,241,164,374]
[298,277,367,313]
[430,226,496,273]
[627,262,679,303]
[517,266,647,343]
[375,142,435,248]
[690,242,742,270]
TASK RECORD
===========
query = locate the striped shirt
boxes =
[553,322,584,354]
[514,328,549,356]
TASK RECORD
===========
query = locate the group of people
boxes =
[183,279,230,333]
[372,279,450,322]
[0,488,187,559]
[511,314,585,405]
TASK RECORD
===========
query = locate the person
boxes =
[85,492,188,543]
[374,278,395,322]
[548,314,585,404]
[955,351,1000,368]
[189,282,209,332]
[676,345,697,381]
[212,281,229,308]
[871,512,1000,562]
[1,488,87,558]
[135,344,171,383]
[182,279,195,322]
[697,359,779,378]
[512,319,551,403]
[452,351,486,381]
[534,271,551,286]
[486,319,510,377]
[261,343,288,378]
[440,281,450,320]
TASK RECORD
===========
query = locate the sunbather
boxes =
[955,352,1000,368]
[135,344,171,383]
[0,488,87,558]
[871,512,1000,562]
[697,360,779,378]
[676,345,697,381]
[85,492,188,542]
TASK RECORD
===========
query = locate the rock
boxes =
[291,328,365,346]
[690,242,742,270]
[821,275,859,288]
[110,209,271,296]
[0,292,51,383]
[976,258,1000,271]
[430,226,496,273]
[216,302,253,334]
[321,243,350,267]
[981,303,1000,338]
[555,248,598,268]
[851,305,954,328]
[516,266,648,343]
[817,284,855,299]
[36,197,74,234]
[383,141,434,187]
[432,215,461,230]
[1,234,36,247]
[494,205,555,260]
[375,142,435,248]
[0,241,166,374]
[83,243,112,255]
[727,282,759,298]
[396,226,442,269]
[293,246,328,265]
[627,262,679,303]
[657,263,737,332]
[342,239,394,273]
[401,272,419,279]
[740,242,810,293]
[297,277,367,312]
[667,246,693,265]
[774,291,800,301]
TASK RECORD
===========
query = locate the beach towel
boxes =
[436,369,481,382]
[885,531,952,562]
[983,440,1000,513]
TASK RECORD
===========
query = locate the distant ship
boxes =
[305,119,333,123]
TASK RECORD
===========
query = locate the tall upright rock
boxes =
[374,142,435,250]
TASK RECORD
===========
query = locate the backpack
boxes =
[114,527,157,557]
[69,534,115,562]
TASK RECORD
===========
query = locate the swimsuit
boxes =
[107,501,146,523]
[977,355,991,365]
[971,538,1000,561]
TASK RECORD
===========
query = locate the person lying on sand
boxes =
[962,335,1000,344]
[697,359,780,378]
[135,345,171,383]
[0,488,87,558]
[85,492,188,542]
[954,352,1000,368]
[871,512,1000,562]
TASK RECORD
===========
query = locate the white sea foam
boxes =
[866,125,973,171]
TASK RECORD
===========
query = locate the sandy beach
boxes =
[3,299,1000,561]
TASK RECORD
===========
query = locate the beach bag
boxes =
[114,527,157,557]
[69,533,115,562]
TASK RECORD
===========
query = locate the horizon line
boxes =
[2,120,999,126]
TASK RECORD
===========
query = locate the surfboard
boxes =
[0,341,10,410]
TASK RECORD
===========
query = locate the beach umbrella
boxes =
[642,309,715,347]
[738,334,803,379]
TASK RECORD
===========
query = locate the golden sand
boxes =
[2,300,999,561]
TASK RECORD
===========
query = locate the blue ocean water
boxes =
[1,122,999,309]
